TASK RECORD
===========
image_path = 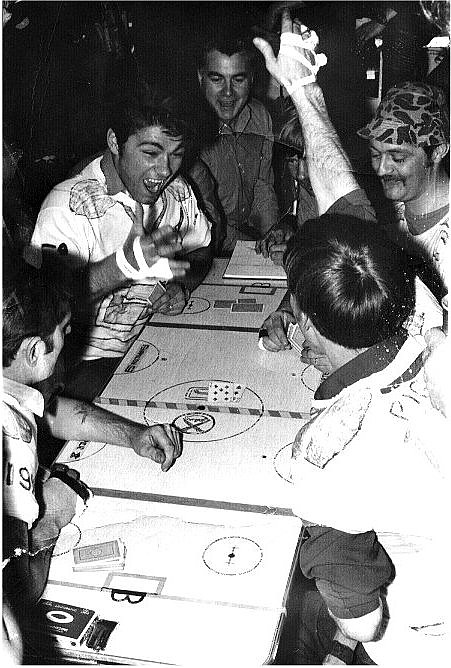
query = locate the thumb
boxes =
[253,37,278,72]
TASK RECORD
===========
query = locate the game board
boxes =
[56,327,321,508]
[43,495,302,665]
[150,283,287,329]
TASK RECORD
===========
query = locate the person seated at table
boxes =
[253,9,446,372]
[29,91,212,400]
[193,32,279,255]
[282,216,448,665]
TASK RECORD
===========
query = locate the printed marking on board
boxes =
[95,396,310,419]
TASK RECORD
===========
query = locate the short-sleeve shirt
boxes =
[2,378,44,529]
[31,156,211,359]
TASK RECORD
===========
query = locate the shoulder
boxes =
[326,188,377,222]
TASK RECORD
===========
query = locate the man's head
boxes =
[284,215,415,356]
[3,258,71,384]
[357,82,449,203]
[278,101,308,183]
[107,95,190,204]
[197,36,254,123]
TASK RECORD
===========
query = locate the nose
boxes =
[375,154,392,177]
[156,153,171,177]
[221,79,233,98]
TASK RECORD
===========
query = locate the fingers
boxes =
[141,424,183,471]
[168,259,190,279]
[269,242,288,266]
[151,284,187,314]
[261,312,291,350]
[280,7,294,33]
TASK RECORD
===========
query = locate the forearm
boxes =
[289,84,359,214]
[83,253,129,303]
[44,396,143,448]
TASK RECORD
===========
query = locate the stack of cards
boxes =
[287,322,305,357]
[73,539,126,572]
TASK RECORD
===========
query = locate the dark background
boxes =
[3,1,436,214]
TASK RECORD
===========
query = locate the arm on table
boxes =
[43,396,182,471]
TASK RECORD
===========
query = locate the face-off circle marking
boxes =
[202,536,263,575]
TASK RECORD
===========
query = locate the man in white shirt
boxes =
[31,94,211,394]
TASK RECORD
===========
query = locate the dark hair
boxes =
[278,102,305,156]
[198,34,255,72]
[108,88,193,152]
[284,215,415,349]
[2,256,70,367]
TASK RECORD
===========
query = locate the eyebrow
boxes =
[138,141,184,152]
[370,147,411,154]
[207,70,248,78]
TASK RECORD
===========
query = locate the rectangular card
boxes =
[214,300,235,308]
[73,540,120,565]
[240,285,276,295]
[237,298,257,303]
[231,303,264,313]
[148,281,166,304]
[37,600,97,642]
[208,381,244,404]
[287,322,305,356]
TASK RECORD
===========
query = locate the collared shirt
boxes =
[2,377,44,528]
[31,154,211,359]
[198,98,279,253]
[290,331,448,651]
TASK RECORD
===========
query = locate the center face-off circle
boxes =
[202,536,263,575]
[145,380,264,442]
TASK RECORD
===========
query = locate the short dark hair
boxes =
[198,34,255,72]
[108,89,192,152]
[2,256,70,367]
[285,215,415,349]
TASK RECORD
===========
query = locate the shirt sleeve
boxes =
[2,406,39,529]
[300,524,393,619]
[327,188,377,223]
[31,204,93,269]
[177,182,212,253]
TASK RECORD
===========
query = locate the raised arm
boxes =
[254,10,359,214]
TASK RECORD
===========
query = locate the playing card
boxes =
[287,322,305,356]
[148,282,166,305]
[231,303,263,312]
[208,381,245,404]
[237,298,257,303]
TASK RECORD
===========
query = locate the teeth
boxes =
[144,178,165,191]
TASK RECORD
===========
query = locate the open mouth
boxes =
[143,177,167,193]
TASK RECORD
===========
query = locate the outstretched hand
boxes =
[253,10,323,92]
[122,204,190,280]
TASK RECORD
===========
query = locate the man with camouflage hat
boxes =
[358,81,449,294]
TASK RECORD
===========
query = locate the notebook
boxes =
[223,241,287,283]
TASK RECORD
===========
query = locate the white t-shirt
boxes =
[32,157,211,359]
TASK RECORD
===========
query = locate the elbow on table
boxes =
[334,603,383,642]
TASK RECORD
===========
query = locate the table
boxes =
[42,262,322,664]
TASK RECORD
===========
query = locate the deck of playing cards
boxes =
[73,539,126,572]
[287,322,305,357]
[34,599,97,648]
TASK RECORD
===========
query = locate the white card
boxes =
[208,381,244,404]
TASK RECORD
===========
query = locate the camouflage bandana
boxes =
[357,82,448,148]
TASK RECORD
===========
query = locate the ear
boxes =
[20,336,46,369]
[107,129,120,156]
[197,69,204,87]
[431,143,449,163]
